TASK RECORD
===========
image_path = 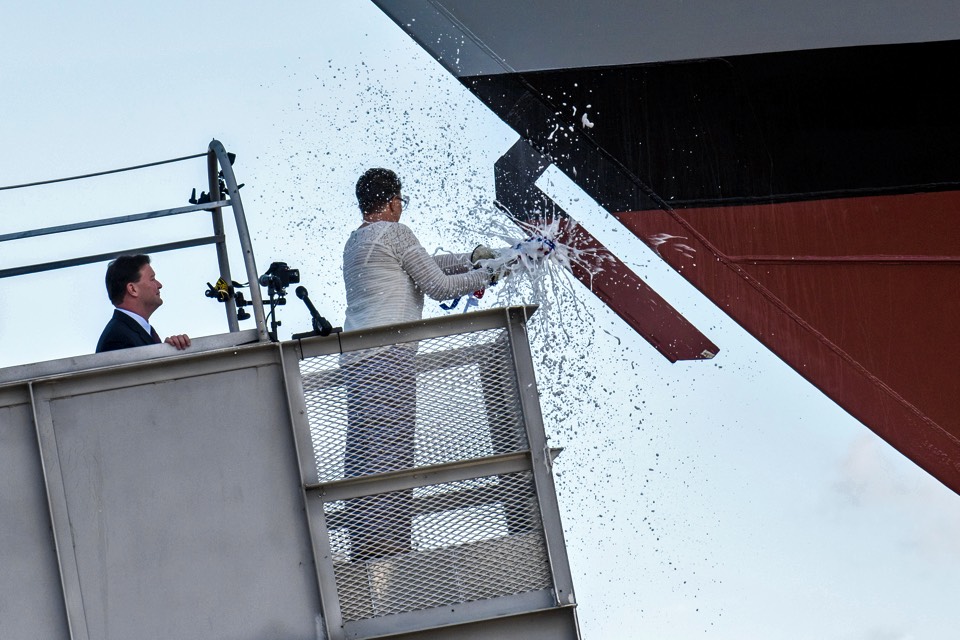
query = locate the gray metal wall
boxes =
[0,385,70,637]
[2,343,321,640]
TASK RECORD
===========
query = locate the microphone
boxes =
[295,286,333,336]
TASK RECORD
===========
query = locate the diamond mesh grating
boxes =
[299,328,529,482]
[327,471,551,621]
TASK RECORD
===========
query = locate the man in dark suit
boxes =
[96,254,191,353]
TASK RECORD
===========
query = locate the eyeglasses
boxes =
[393,194,410,207]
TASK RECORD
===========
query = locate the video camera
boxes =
[258,261,300,295]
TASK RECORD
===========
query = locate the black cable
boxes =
[0,152,208,192]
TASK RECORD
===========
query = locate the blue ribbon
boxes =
[440,293,482,312]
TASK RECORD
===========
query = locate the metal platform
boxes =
[0,306,580,640]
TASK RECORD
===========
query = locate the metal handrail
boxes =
[0,201,230,243]
[0,140,269,342]
[0,152,208,191]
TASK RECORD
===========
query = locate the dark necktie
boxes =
[150,327,162,344]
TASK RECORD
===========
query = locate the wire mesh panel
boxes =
[327,470,551,621]
[294,314,577,637]
[299,328,529,482]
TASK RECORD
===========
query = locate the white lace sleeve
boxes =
[395,227,490,300]
[434,251,472,275]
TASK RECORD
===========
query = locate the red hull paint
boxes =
[613,190,960,493]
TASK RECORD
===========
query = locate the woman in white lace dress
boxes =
[342,170,495,331]
[341,168,498,560]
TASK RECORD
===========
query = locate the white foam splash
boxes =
[476,219,599,279]
[646,232,689,257]
[466,217,613,341]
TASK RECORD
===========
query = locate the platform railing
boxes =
[0,139,269,342]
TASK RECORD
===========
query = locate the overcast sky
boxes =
[2,2,959,638]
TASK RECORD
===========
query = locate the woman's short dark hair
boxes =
[356,168,401,215]
[105,254,150,305]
